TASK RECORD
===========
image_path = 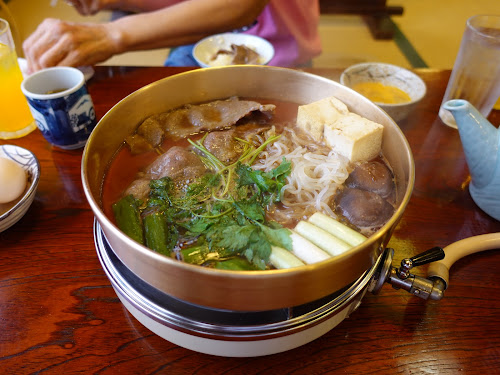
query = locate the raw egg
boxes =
[352,82,411,104]
[0,157,27,204]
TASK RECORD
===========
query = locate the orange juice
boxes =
[0,43,36,139]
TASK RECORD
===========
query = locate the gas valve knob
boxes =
[397,247,445,279]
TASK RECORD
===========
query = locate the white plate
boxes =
[193,33,274,68]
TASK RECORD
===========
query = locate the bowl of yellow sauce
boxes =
[340,62,426,122]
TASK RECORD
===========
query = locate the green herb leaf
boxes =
[260,225,293,250]
[233,198,265,222]
[235,158,291,203]
[217,224,257,251]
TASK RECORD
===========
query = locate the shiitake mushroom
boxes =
[345,161,394,198]
[335,188,394,228]
[334,160,395,229]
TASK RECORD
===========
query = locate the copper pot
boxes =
[81,66,414,311]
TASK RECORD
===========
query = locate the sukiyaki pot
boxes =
[82,66,414,311]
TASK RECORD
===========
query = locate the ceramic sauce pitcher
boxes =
[442,99,500,220]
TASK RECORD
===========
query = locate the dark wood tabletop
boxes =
[1,66,500,374]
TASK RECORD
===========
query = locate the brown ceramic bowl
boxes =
[82,66,414,311]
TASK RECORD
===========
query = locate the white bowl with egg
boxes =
[0,145,40,232]
[340,62,426,122]
[193,33,274,68]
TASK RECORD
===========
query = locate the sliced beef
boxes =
[234,123,271,141]
[202,125,271,164]
[124,178,151,201]
[137,116,164,148]
[346,161,394,198]
[128,98,276,150]
[125,146,207,200]
[170,97,274,136]
[125,134,154,154]
[203,129,243,164]
[146,146,207,183]
[155,109,191,139]
[335,188,394,228]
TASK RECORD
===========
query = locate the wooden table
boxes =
[1,67,500,374]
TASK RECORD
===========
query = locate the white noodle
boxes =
[254,127,350,223]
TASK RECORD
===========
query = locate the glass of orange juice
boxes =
[0,18,36,139]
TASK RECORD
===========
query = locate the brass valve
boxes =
[369,247,447,300]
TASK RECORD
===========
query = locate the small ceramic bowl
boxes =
[340,62,426,122]
[0,145,40,232]
[193,33,275,68]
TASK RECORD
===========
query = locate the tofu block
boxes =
[324,113,383,163]
[296,96,349,142]
[296,96,384,163]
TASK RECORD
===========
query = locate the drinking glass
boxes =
[439,15,500,128]
[0,18,36,139]
[495,96,500,110]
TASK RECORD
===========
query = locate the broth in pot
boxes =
[102,95,396,272]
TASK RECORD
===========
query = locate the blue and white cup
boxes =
[21,66,96,149]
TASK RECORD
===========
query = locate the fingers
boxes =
[40,37,74,68]
[23,18,63,72]
[23,19,79,71]
[23,19,117,72]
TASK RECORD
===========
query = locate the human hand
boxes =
[23,18,121,72]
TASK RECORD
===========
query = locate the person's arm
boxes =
[23,0,268,71]
[68,0,185,15]
[110,0,268,52]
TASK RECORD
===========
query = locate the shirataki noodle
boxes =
[254,127,351,222]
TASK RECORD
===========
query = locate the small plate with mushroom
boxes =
[193,33,275,68]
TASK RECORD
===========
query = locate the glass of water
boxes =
[439,15,500,128]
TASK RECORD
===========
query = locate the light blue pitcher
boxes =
[442,99,500,221]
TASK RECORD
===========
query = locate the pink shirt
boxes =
[245,0,322,67]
